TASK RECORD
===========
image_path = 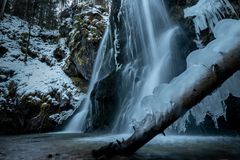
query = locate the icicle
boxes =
[113,28,122,70]
[184,0,236,35]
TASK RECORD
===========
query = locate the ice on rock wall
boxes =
[138,19,240,131]
[185,19,240,129]
[184,0,236,34]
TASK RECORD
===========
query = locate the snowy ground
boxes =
[0,14,84,125]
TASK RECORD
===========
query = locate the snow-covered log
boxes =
[92,19,240,158]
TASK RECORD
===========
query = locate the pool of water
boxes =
[0,133,240,160]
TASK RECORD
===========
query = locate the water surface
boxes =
[1,133,240,160]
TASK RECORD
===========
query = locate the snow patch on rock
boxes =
[0,14,84,125]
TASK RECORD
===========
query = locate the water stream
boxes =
[111,0,185,132]
[64,28,110,132]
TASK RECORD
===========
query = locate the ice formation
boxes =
[184,0,236,34]
[138,19,240,130]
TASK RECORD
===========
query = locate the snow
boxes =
[136,19,240,130]
[187,19,240,127]
[0,14,83,123]
[184,0,236,34]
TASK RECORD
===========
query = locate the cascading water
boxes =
[111,0,186,132]
[64,28,110,132]
[64,0,187,133]
[104,0,240,133]
[65,0,239,134]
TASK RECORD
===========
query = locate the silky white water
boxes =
[64,0,240,133]
[64,28,110,132]
[65,0,186,133]
[110,0,186,132]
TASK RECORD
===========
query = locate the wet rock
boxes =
[184,112,218,135]
[95,0,108,6]
[0,106,25,134]
[217,115,229,133]
[0,46,8,57]
[199,114,218,135]
[40,55,54,67]
[0,75,7,82]
[89,71,119,131]
[47,154,53,158]
[6,81,18,99]
[225,94,240,133]
[53,46,66,62]
[0,87,75,134]
[59,17,73,38]
[185,111,202,135]
[167,0,198,52]
[39,31,59,43]
[184,94,240,135]
[28,103,57,133]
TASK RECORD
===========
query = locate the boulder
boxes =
[0,46,8,57]
[225,94,240,133]
[53,46,66,62]
[89,71,119,131]
[0,83,75,134]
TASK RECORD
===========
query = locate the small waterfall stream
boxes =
[65,28,110,132]
[111,0,185,132]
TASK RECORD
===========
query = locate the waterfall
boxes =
[111,0,186,132]
[64,0,187,133]
[64,0,240,134]
[64,28,110,132]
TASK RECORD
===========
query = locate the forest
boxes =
[0,0,240,159]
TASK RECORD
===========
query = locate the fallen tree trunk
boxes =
[92,19,240,158]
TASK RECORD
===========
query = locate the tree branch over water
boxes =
[92,19,240,158]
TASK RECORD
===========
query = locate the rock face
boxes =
[0,46,8,57]
[224,94,240,133]
[168,0,197,51]
[61,2,108,81]
[90,71,119,131]
[0,90,57,134]
[0,14,82,134]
